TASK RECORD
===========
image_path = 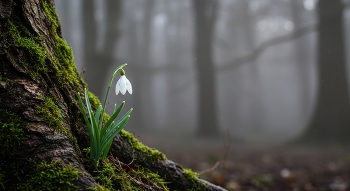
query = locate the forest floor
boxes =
[135,131,350,191]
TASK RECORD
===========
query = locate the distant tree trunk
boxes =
[0,0,225,190]
[83,0,121,97]
[297,0,350,145]
[240,0,264,132]
[127,0,154,130]
[193,0,220,137]
[291,0,312,122]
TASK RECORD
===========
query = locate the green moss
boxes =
[35,96,66,133]
[130,166,168,190]
[18,161,79,191]
[89,159,168,191]
[183,169,207,191]
[7,16,84,89]
[0,172,4,190]
[0,109,25,156]
[183,169,199,184]
[0,109,26,189]
[7,21,48,79]
[93,160,116,189]
[88,91,102,110]
[86,91,109,122]
[119,130,167,161]
[41,1,84,89]
[87,185,111,191]
[252,175,273,187]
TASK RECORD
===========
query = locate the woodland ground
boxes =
[134,130,350,191]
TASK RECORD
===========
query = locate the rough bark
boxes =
[0,0,226,190]
[297,0,350,145]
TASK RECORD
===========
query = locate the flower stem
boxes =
[99,63,127,128]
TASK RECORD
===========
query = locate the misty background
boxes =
[55,0,350,145]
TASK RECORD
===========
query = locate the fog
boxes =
[55,0,350,145]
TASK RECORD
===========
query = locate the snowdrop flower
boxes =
[115,69,132,95]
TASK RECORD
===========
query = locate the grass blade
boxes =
[101,102,125,136]
[102,108,133,143]
[77,92,96,157]
[94,105,102,126]
[100,115,131,156]
[84,88,100,160]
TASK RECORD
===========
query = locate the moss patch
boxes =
[88,91,101,110]
[18,161,79,191]
[35,96,67,133]
[0,109,26,189]
[183,169,207,191]
[0,109,25,156]
[183,169,199,184]
[7,21,48,79]
[41,0,83,89]
[0,172,5,190]
[87,185,111,191]
[120,130,167,162]
[88,158,168,191]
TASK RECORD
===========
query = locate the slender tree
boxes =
[0,0,225,190]
[83,0,121,97]
[297,0,350,145]
[240,0,264,132]
[126,0,154,130]
[193,0,220,137]
[291,0,313,121]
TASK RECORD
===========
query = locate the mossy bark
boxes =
[0,0,225,190]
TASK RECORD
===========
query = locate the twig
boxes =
[198,161,221,176]
[221,128,231,179]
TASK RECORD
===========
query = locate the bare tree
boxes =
[126,0,154,129]
[240,0,264,132]
[83,0,121,97]
[193,0,220,137]
[291,0,313,121]
[297,0,350,145]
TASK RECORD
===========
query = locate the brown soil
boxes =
[135,131,350,191]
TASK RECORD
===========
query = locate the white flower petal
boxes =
[115,78,121,95]
[115,74,132,95]
[126,78,132,94]
[119,76,127,95]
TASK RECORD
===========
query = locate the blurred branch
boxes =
[198,161,221,176]
[217,24,317,72]
[129,65,187,73]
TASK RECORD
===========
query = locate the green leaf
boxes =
[101,141,113,160]
[94,105,102,126]
[84,88,100,160]
[102,108,133,144]
[101,101,125,136]
[100,63,127,128]
[77,92,96,155]
[100,115,131,156]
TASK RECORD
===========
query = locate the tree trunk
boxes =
[83,0,121,98]
[291,0,312,124]
[0,0,225,190]
[240,0,264,132]
[297,0,350,145]
[193,0,220,137]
